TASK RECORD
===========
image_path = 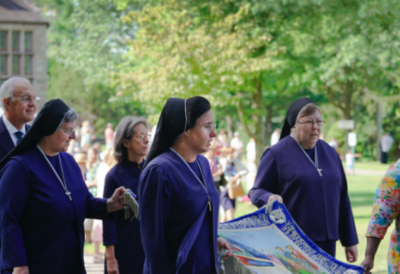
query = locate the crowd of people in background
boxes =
[65,122,118,264]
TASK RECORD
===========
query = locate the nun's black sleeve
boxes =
[249,149,279,208]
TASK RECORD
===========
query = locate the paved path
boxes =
[84,255,104,274]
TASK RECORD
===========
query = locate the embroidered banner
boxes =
[218,201,363,274]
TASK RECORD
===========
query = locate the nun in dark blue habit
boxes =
[249,98,359,261]
[103,116,149,274]
[0,99,127,274]
[138,96,232,274]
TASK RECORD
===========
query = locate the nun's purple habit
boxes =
[0,99,112,274]
[249,98,358,257]
[138,98,220,273]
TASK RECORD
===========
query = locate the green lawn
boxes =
[84,242,105,255]
[236,174,390,273]
[347,161,393,171]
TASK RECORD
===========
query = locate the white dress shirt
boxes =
[2,115,26,146]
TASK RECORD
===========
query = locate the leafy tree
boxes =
[288,0,400,151]
[116,0,322,160]
[33,0,145,133]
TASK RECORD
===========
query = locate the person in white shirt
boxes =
[246,159,257,192]
[246,138,256,163]
[270,128,281,146]
[0,77,37,160]
[380,133,394,164]
[230,131,243,160]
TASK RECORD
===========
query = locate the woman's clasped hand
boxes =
[106,186,127,212]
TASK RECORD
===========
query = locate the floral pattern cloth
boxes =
[366,160,400,273]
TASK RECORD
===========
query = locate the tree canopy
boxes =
[33,0,400,160]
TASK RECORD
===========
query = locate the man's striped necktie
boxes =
[14,131,24,144]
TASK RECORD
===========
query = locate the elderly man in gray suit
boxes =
[0,77,38,161]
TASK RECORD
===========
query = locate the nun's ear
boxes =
[182,129,190,137]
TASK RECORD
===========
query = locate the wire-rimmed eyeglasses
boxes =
[196,123,217,132]
[12,96,40,104]
[297,120,325,127]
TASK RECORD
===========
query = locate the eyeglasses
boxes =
[133,133,152,140]
[12,96,40,104]
[59,127,76,136]
[297,120,325,127]
[196,123,217,132]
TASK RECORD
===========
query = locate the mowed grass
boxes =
[235,174,391,273]
[347,161,392,171]
[84,242,105,255]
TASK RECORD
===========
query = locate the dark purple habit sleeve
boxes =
[102,173,118,245]
[139,166,172,273]
[336,153,358,247]
[85,190,111,220]
[248,149,279,208]
[0,160,29,268]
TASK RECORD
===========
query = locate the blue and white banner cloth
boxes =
[218,201,363,274]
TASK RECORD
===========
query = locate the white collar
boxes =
[2,115,26,135]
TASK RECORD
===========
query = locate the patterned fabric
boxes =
[219,201,363,273]
[225,162,237,178]
[366,160,400,273]
[14,131,24,144]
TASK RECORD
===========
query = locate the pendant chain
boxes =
[291,136,323,176]
[169,148,212,211]
[36,144,73,201]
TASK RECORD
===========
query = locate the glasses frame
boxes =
[59,127,76,136]
[196,123,217,132]
[12,95,40,104]
[297,120,325,127]
[132,133,152,140]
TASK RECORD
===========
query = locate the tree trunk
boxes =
[376,101,382,161]
[343,108,352,157]
[264,104,273,147]
[225,115,233,140]
[325,69,358,156]
[236,78,264,166]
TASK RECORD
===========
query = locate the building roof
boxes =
[0,0,48,25]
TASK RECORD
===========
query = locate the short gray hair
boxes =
[63,109,79,123]
[114,116,147,163]
[0,77,31,109]
[297,103,321,120]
